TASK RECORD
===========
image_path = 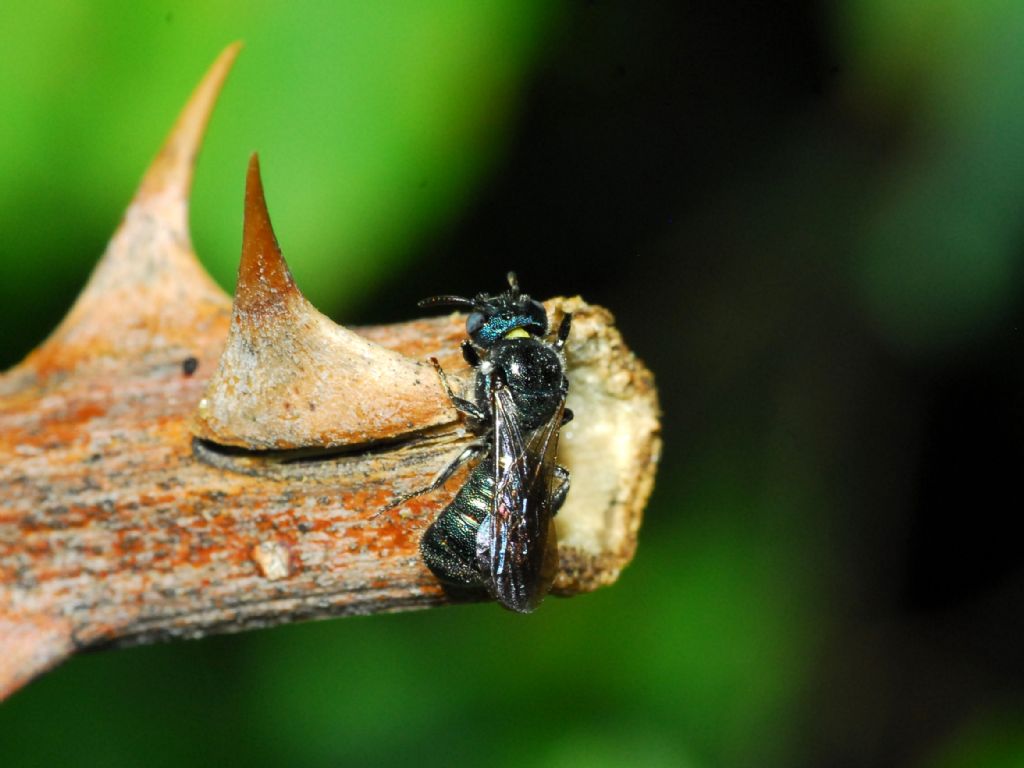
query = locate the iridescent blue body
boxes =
[410,273,572,613]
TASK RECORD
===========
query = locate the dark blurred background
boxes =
[2,2,1022,767]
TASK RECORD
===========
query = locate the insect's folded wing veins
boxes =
[478,381,563,611]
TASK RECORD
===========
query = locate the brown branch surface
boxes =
[0,45,661,701]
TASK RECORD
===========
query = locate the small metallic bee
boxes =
[397,272,572,613]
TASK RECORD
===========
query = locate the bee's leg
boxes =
[554,312,572,350]
[461,340,482,368]
[380,441,486,512]
[561,408,574,425]
[551,465,571,515]
[433,441,486,486]
[430,357,487,423]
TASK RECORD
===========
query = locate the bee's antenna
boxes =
[417,295,476,309]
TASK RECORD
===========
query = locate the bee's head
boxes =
[419,272,548,348]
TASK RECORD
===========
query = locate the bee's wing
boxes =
[476,381,563,613]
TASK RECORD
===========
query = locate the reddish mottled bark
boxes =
[0,45,660,701]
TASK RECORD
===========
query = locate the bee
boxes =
[394,272,572,613]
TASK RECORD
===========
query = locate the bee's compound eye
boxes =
[526,299,549,335]
[466,311,485,337]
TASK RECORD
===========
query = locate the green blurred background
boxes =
[2,2,1023,766]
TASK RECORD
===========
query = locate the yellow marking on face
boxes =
[504,327,530,339]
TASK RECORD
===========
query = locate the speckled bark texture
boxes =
[0,45,661,700]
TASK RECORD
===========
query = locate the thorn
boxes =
[191,157,458,450]
[135,41,243,225]
[21,44,242,377]
[236,153,298,314]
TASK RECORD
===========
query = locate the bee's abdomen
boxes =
[419,463,494,588]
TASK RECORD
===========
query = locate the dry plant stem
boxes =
[0,45,661,702]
